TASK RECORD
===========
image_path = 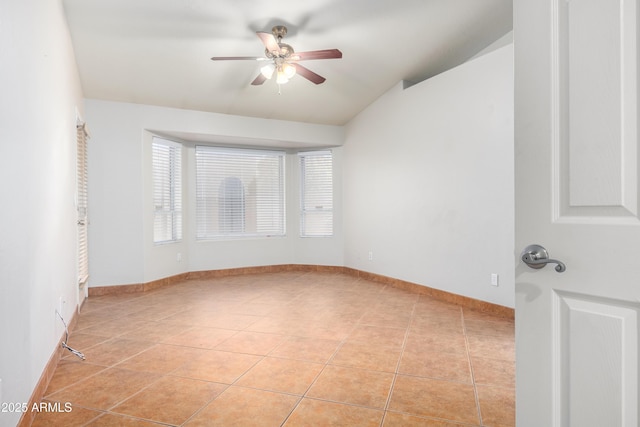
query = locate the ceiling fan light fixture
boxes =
[260,63,275,79]
[276,69,289,84]
[282,62,296,79]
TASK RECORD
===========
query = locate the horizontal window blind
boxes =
[77,123,89,285]
[196,146,285,239]
[299,150,333,237]
[152,138,182,244]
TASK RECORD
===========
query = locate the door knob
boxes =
[521,244,566,273]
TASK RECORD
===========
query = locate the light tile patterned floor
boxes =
[33,271,515,426]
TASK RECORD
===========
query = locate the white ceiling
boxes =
[62,0,512,126]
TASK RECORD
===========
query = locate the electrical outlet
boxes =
[176,252,182,262]
[58,296,65,314]
[491,273,499,287]
[368,251,373,261]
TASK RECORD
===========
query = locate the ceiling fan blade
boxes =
[292,49,343,61]
[293,64,326,85]
[211,56,267,61]
[256,31,281,55]
[251,73,268,86]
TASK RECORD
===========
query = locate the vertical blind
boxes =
[299,150,333,237]
[196,146,285,239]
[76,123,89,285]
[152,138,182,243]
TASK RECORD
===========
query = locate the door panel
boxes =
[515,0,640,425]
[553,291,639,426]
[554,0,639,221]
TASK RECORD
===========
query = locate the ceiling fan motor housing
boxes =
[272,25,288,39]
[265,26,293,59]
[266,43,294,59]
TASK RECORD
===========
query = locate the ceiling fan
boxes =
[211,25,342,86]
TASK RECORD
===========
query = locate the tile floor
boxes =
[33,271,515,426]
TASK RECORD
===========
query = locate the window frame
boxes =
[195,145,286,240]
[299,150,334,237]
[152,137,183,244]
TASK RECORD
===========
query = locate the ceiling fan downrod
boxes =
[272,25,287,41]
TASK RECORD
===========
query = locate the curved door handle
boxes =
[521,244,566,273]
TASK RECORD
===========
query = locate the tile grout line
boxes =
[379,289,418,426]
[282,287,390,426]
[258,277,363,427]
[461,307,484,426]
[278,297,361,427]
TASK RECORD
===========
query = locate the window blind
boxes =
[152,138,182,243]
[196,146,285,239]
[76,123,89,285]
[299,150,333,237]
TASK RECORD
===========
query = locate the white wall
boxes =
[0,0,84,425]
[86,100,344,286]
[343,45,514,308]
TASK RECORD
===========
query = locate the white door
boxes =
[515,0,640,426]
